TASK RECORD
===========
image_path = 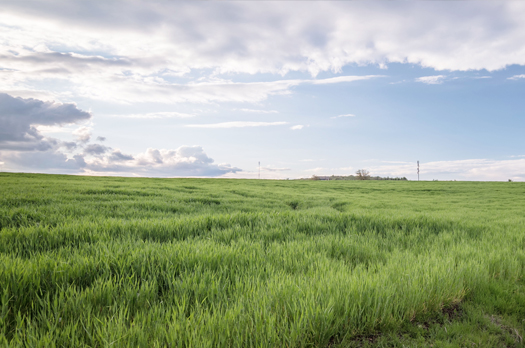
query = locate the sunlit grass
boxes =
[1,173,524,347]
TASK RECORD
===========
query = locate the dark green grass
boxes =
[1,172,524,347]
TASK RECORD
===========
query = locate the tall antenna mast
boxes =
[417,161,420,181]
[258,161,260,179]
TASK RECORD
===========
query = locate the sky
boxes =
[1,1,524,181]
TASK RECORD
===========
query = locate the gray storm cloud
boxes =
[0,93,91,151]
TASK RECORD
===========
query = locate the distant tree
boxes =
[311,175,320,180]
[355,169,370,180]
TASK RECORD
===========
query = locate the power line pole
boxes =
[258,161,260,179]
[417,160,420,181]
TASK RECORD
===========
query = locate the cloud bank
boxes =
[1,145,241,178]
[2,1,525,102]
[0,94,240,177]
[85,146,240,177]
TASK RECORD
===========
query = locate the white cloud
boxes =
[415,75,446,84]
[86,146,240,177]
[3,76,377,105]
[290,125,306,130]
[331,114,355,119]
[2,2,524,104]
[71,78,301,104]
[0,7,387,106]
[508,74,525,80]
[186,121,288,128]
[5,2,524,75]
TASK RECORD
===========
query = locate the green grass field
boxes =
[1,172,525,347]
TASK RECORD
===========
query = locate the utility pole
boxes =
[417,161,420,181]
[258,161,260,179]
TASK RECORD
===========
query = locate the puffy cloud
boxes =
[96,136,106,141]
[508,74,525,80]
[86,146,240,177]
[0,92,240,177]
[0,93,91,151]
[290,125,305,130]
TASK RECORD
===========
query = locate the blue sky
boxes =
[1,1,524,180]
